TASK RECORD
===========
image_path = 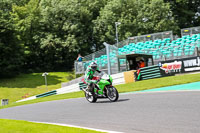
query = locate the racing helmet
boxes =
[90,62,97,71]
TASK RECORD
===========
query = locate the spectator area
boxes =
[84,34,200,68]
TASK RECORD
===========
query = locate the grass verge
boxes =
[116,73,200,92]
[1,73,200,110]
[0,72,75,103]
[0,119,104,133]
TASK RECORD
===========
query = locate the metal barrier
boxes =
[74,62,84,74]
[84,48,106,61]
[181,26,200,36]
[75,31,174,75]
[139,65,162,80]
[116,39,129,48]
[74,28,200,75]
[75,41,200,75]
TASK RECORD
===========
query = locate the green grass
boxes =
[0,91,84,109]
[116,73,200,92]
[1,73,200,110]
[0,72,75,103]
[0,119,104,133]
[1,73,200,133]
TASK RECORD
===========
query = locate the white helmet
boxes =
[90,62,97,71]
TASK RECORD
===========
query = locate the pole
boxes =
[115,23,119,48]
[103,42,111,75]
[115,22,121,73]
[115,22,121,47]
[42,72,48,90]
[45,75,47,86]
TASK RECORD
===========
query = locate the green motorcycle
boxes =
[82,72,119,103]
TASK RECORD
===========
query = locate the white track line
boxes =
[30,121,123,133]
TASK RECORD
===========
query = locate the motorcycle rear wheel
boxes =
[85,92,97,103]
[107,86,119,102]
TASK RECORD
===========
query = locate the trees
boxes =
[11,0,108,71]
[0,0,199,77]
[165,0,200,28]
[0,0,24,77]
[93,0,178,47]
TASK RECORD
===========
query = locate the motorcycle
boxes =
[82,72,119,103]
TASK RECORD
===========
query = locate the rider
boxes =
[84,61,101,94]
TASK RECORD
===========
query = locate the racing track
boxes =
[0,91,200,133]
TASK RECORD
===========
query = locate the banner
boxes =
[159,56,200,76]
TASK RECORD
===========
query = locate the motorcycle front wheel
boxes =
[85,92,97,103]
[106,86,119,102]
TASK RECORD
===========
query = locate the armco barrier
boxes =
[16,72,125,103]
[112,72,125,85]
[36,90,57,98]
[79,82,87,90]
[140,65,162,80]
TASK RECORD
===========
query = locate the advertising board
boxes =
[159,56,200,76]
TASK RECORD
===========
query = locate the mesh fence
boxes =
[181,26,200,36]
[115,39,129,48]
[74,31,173,74]
[128,31,173,44]
[151,40,200,63]
[74,29,200,75]
[109,45,119,74]
[75,48,108,74]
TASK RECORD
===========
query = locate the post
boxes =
[42,72,48,87]
[45,75,47,86]
[103,42,111,75]
[115,22,121,73]
[92,53,95,60]
[115,22,121,48]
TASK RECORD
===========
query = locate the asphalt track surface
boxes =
[0,91,200,133]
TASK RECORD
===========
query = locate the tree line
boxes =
[0,0,199,77]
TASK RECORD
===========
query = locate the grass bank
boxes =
[116,73,200,92]
[1,73,200,109]
[0,72,75,103]
[0,119,104,133]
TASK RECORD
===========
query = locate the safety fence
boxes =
[128,31,173,44]
[75,35,200,76]
[74,27,200,76]
[181,26,200,37]
[75,31,174,75]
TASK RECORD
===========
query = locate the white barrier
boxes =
[57,72,125,95]
[56,83,80,95]
[112,72,125,85]
[16,72,125,102]
[16,96,36,103]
